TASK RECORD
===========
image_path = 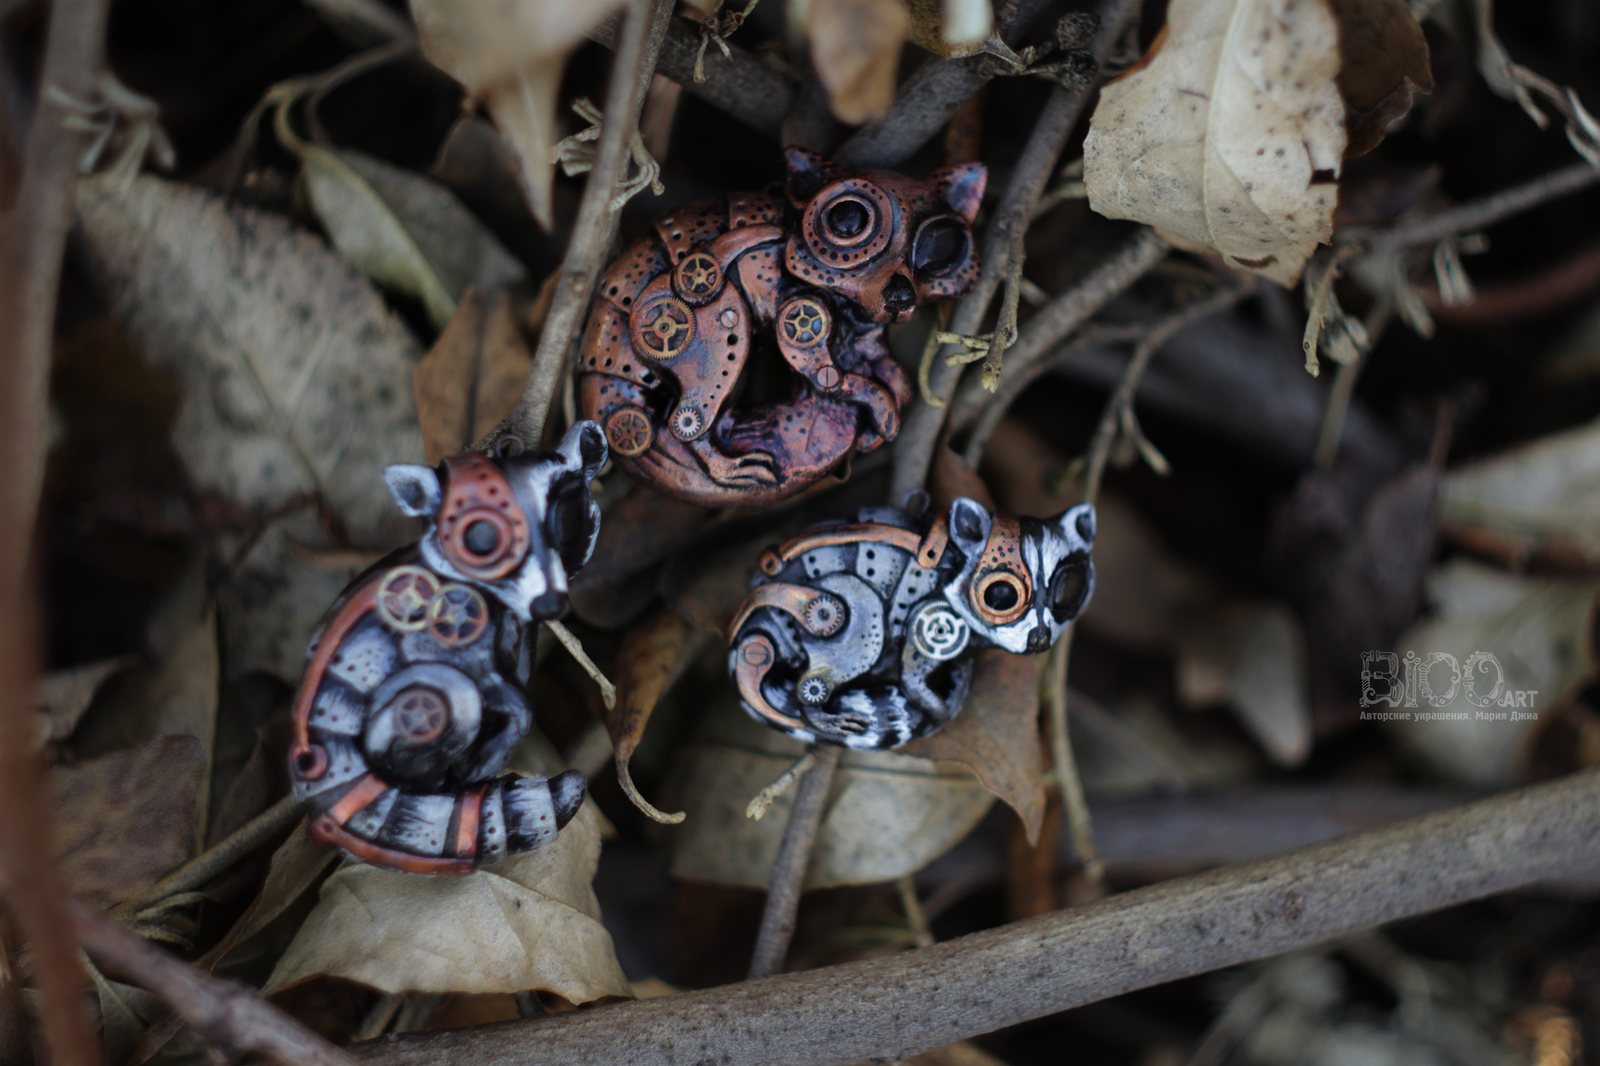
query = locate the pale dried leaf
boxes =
[661,695,994,889]
[410,0,629,229]
[1437,417,1600,566]
[808,0,909,125]
[1085,0,1427,286]
[264,796,628,1000]
[1386,560,1598,787]
[52,735,204,910]
[231,819,337,950]
[1176,600,1312,767]
[76,173,424,541]
[414,287,535,464]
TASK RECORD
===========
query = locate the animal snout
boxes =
[883,274,916,318]
[531,590,568,618]
[1026,625,1051,653]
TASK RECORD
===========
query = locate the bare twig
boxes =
[590,12,795,138]
[0,1,116,1063]
[358,770,1600,1066]
[1359,160,1600,261]
[545,619,618,711]
[71,901,359,1066]
[1044,639,1103,884]
[748,745,841,980]
[897,874,935,948]
[889,0,1142,503]
[1312,297,1393,470]
[498,0,675,451]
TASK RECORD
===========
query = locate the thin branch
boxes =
[748,745,841,980]
[498,0,675,451]
[0,1,116,1063]
[952,227,1172,454]
[589,12,795,138]
[356,769,1600,1066]
[888,0,1142,503]
[1044,638,1103,883]
[1360,160,1600,260]
[71,901,359,1066]
[545,619,618,711]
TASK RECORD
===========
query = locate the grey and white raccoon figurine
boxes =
[727,496,1096,751]
[288,421,607,875]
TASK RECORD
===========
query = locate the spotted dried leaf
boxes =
[414,287,535,464]
[1084,0,1431,285]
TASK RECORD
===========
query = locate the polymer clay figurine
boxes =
[727,497,1096,750]
[578,148,986,507]
[288,422,607,874]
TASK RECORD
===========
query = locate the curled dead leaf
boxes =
[1084,0,1431,285]
[410,0,630,230]
[414,288,535,464]
[608,608,700,824]
[806,0,910,125]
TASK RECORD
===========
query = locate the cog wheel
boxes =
[427,584,490,647]
[779,296,830,349]
[376,565,440,633]
[798,674,832,705]
[604,406,654,458]
[802,592,847,637]
[671,404,706,441]
[673,252,722,304]
[910,601,969,661]
[631,295,696,360]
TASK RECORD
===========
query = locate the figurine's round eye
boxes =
[824,197,875,244]
[973,569,1028,624]
[983,581,1018,611]
[463,520,501,557]
[914,218,968,276]
[1049,555,1090,622]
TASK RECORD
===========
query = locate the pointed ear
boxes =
[385,464,442,517]
[785,147,835,206]
[558,419,608,481]
[933,162,986,224]
[947,497,990,548]
[1057,503,1096,546]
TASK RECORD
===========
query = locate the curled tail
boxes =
[298,769,586,875]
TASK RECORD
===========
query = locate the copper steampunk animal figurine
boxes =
[578,148,987,507]
[288,422,607,874]
[727,496,1097,751]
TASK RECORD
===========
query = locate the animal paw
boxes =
[705,450,780,485]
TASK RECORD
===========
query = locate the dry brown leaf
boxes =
[904,650,1045,842]
[608,608,699,824]
[52,735,204,911]
[410,0,629,230]
[414,287,535,464]
[807,0,910,125]
[1084,0,1430,286]
[1386,560,1599,788]
[661,694,994,889]
[570,482,709,628]
[662,533,771,634]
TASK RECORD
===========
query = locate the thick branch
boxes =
[356,770,1600,1066]
[0,1,115,1064]
[589,13,795,138]
[72,902,358,1066]
[503,0,675,447]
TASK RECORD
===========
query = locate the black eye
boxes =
[983,581,1018,611]
[464,520,500,556]
[827,200,869,238]
[1049,556,1090,622]
[914,218,967,276]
